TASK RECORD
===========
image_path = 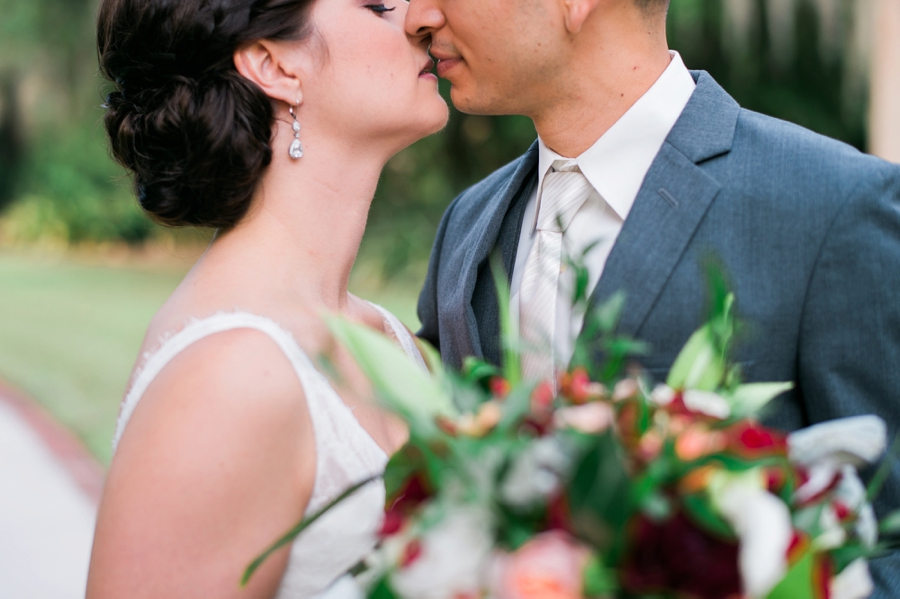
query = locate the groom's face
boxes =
[405,0,566,115]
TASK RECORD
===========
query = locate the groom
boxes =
[409,0,900,593]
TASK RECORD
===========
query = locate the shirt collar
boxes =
[535,51,696,221]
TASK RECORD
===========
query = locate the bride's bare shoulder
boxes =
[120,325,315,459]
[93,326,316,597]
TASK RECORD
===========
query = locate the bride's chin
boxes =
[423,101,451,134]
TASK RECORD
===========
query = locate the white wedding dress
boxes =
[112,305,426,598]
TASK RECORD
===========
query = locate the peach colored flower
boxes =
[553,402,614,434]
[612,378,640,402]
[492,532,591,599]
[675,425,727,461]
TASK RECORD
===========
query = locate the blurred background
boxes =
[0,0,898,594]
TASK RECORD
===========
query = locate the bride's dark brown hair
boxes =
[97,0,315,229]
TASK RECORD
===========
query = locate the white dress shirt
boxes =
[509,51,696,367]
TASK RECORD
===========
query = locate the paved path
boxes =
[0,382,102,599]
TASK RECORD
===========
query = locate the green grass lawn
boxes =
[0,251,421,465]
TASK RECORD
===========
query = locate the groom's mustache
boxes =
[429,42,462,62]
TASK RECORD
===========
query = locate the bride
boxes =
[86,0,448,597]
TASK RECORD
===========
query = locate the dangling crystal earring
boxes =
[288,105,303,159]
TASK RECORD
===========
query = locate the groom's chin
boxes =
[448,85,513,117]
[449,84,502,116]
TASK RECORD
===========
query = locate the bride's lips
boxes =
[419,58,437,80]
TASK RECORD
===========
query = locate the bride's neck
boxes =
[200,135,386,312]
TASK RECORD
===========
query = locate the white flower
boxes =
[789,415,886,467]
[833,465,879,548]
[709,469,792,598]
[789,416,887,504]
[650,384,731,419]
[805,465,879,552]
[390,506,493,599]
[682,389,731,419]
[830,558,874,599]
[814,502,848,550]
[650,383,676,406]
[500,437,571,509]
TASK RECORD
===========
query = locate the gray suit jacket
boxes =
[418,71,900,593]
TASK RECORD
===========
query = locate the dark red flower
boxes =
[381,473,433,537]
[815,554,833,599]
[531,381,555,413]
[400,539,423,568]
[621,509,742,599]
[546,492,573,532]
[725,421,787,458]
[794,466,840,507]
[379,509,405,536]
[559,367,593,404]
[765,466,789,493]
[392,473,431,508]
[787,531,808,563]
[833,501,852,522]
[490,376,512,400]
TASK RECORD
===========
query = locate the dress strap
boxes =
[113,312,324,452]
[366,302,428,371]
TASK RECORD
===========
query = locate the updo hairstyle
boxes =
[97,0,315,229]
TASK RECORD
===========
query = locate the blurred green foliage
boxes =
[1,129,153,244]
[668,0,867,149]
[0,0,871,272]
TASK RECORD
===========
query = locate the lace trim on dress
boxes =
[366,301,428,371]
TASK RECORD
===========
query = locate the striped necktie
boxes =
[519,159,593,383]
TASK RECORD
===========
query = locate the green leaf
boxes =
[417,338,445,380]
[242,475,379,586]
[681,493,735,540]
[667,324,726,391]
[595,291,626,334]
[668,263,739,392]
[369,577,399,599]
[461,357,500,384]
[497,385,534,432]
[879,508,900,536]
[728,382,794,418]
[326,316,457,435]
[491,254,521,386]
[382,443,426,500]
[765,549,816,599]
[582,554,618,597]
[831,544,875,573]
[867,432,900,503]
[567,431,634,550]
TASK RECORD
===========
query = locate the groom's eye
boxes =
[366,3,396,14]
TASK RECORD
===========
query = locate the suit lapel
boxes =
[589,72,741,336]
[457,142,539,360]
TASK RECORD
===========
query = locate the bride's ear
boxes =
[234,40,304,106]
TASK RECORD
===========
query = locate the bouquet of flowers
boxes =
[245,270,899,599]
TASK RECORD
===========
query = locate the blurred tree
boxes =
[0,0,891,267]
[0,74,24,210]
[0,0,154,245]
[669,0,870,150]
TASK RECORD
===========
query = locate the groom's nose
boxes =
[405,0,446,37]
